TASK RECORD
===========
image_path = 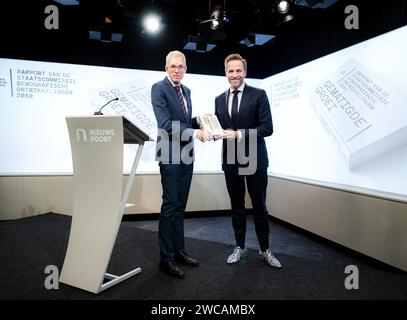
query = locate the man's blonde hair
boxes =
[224,53,247,73]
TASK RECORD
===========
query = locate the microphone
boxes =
[94,97,119,115]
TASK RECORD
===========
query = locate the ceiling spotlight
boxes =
[220,12,230,24]
[210,5,222,30]
[211,19,221,30]
[273,0,296,25]
[142,14,161,34]
[207,2,231,31]
[277,0,290,14]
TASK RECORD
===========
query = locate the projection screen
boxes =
[1,26,406,201]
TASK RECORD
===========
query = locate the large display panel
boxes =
[0,58,260,174]
[1,26,406,200]
[262,26,407,199]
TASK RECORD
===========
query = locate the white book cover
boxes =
[198,114,224,138]
[309,58,407,170]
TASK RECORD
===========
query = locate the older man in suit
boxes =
[151,50,211,279]
[215,53,282,269]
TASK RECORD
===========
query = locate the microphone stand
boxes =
[94,97,119,115]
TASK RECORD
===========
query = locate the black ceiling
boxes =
[1,0,406,78]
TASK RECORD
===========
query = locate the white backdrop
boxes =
[1,26,406,199]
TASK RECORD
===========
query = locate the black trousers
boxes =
[224,168,269,252]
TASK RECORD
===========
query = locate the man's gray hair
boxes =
[165,50,187,67]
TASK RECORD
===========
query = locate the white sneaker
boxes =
[259,249,282,268]
[227,246,247,264]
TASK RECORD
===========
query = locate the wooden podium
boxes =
[60,115,151,293]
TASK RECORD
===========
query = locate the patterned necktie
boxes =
[231,90,239,126]
[175,85,188,120]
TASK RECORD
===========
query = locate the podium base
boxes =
[99,268,142,293]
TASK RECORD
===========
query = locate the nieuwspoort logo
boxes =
[75,128,116,143]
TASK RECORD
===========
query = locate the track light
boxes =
[207,0,231,31]
[211,19,221,30]
[273,0,296,25]
[277,0,290,14]
[198,2,229,42]
[210,5,222,30]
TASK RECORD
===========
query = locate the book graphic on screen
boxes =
[309,58,407,170]
[90,79,158,142]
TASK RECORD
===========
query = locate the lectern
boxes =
[60,115,151,293]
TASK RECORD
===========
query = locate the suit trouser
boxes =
[224,168,269,252]
[159,162,193,262]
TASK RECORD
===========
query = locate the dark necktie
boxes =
[175,85,188,121]
[231,90,239,127]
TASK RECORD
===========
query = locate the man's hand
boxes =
[222,130,238,139]
[197,129,213,142]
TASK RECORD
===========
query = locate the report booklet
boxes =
[309,58,407,170]
[198,114,224,139]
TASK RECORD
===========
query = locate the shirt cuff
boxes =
[193,129,199,139]
[237,130,242,141]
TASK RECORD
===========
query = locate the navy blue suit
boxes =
[215,84,273,251]
[151,77,199,262]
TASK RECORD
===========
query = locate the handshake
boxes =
[196,114,239,142]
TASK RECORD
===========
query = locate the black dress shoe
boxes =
[175,251,200,267]
[159,260,185,279]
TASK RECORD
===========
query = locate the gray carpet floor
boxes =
[1,213,406,301]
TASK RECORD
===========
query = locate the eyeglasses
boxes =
[168,65,186,70]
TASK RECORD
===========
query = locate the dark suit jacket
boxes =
[151,77,199,163]
[215,84,273,173]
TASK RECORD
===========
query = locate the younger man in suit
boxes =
[215,53,282,269]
